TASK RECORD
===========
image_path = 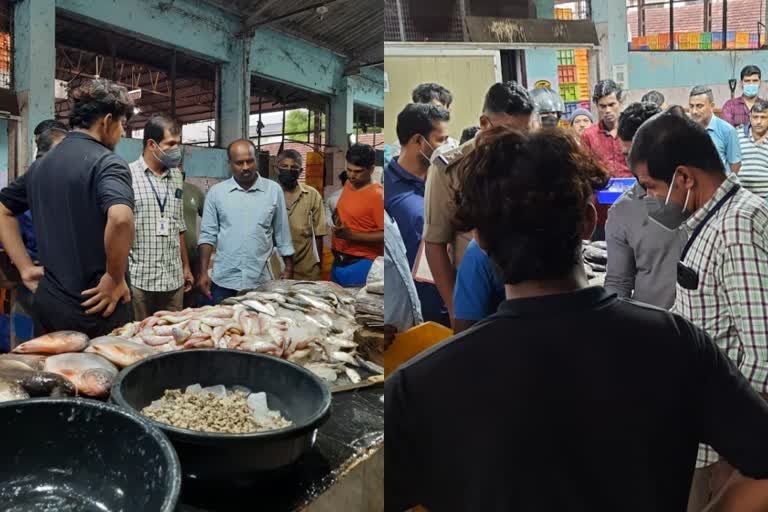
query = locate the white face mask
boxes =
[647,170,692,231]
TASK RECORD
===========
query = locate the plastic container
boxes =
[597,178,637,205]
[578,101,591,110]
[385,322,454,377]
[558,65,577,84]
[658,33,671,49]
[563,101,580,117]
[559,84,578,102]
[577,83,591,101]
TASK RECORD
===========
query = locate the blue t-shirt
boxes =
[454,240,505,321]
[384,159,446,321]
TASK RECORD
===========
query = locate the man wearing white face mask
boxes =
[128,114,193,321]
[385,103,451,325]
[629,112,768,512]
[605,102,686,309]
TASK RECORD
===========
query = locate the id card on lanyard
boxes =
[146,171,170,236]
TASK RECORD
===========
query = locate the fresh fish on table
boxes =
[0,360,76,397]
[242,299,277,317]
[44,353,119,398]
[85,337,157,368]
[13,331,89,355]
[0,377,29,402]
[0,354,48,371]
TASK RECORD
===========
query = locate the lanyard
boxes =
[145,171,170,216]
[680,184,740,262]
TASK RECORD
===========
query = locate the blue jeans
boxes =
[206,283,238,305]
[331,258,374,287]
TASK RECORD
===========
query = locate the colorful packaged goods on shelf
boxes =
[578,101,591,110]
[647,35,659,50]
[575,49,588,64]
[699,32,711,50]
[577,66,589,84]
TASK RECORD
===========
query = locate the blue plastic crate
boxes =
[563,101,580,117]
[597,178,637,205]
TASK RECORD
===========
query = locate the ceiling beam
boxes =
[243,0,284,26]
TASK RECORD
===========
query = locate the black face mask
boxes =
[278,169,300,189]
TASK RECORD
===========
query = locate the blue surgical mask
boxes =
[744,83,760,98]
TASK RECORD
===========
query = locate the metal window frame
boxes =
[629,0,745,51]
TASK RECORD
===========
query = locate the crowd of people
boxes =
[0,77,384,339]
[386,67,768,511]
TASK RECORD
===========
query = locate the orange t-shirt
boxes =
[332,181,384,260]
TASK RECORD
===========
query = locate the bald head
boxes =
[227,139,258,187]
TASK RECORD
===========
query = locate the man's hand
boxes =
[333,221,351,240]
[20,265,44,293]
[183,266,194,293]
[81,274,130,318]
[198,273,212,299]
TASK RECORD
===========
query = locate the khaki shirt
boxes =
[422,137,476,269]
[286,184,327,279]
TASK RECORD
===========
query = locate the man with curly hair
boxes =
[0,78,136,337]
[386,127,768,512]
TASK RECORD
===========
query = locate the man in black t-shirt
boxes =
[386,127,768,512]
[0,79,136,338]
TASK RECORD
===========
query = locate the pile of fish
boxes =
[0,331,118,400]
[105,280,368,384]
[0,281,377,400]
[354,257,384,329]
[582,240,608,279]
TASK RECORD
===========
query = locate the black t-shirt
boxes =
[385,287,768,512]
[0,132,134,313]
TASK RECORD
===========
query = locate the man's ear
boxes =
[675,165,697,190]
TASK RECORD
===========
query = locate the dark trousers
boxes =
[33,282,131,338]
[205,283,238,306]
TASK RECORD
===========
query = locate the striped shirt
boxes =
[128,157,186,292]
[737,126,768,199]
[672,174,768,467]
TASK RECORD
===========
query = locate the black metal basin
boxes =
[0,397,180,512]
[110,349,331,483]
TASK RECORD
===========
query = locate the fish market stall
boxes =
[0,279,384,511]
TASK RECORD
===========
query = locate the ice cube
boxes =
[201,385,227,398]
[185,384,203,395]
[247,392,270,423]
[230,385,252,396]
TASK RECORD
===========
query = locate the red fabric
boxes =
[721,96,761,128]
[582,122,631,227]
[581,122,632,179]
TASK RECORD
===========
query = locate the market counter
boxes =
[176,386,384,512]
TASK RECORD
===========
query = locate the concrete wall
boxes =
[527,0,558,89]
[383,53,500,144]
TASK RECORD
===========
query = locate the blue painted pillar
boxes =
[526,0,558,89]
[330,76,353,150]
[591,0,628,82]
[13,0,55,170]
[219,37,250,148]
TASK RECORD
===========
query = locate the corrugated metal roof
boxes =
[205,0,382,65]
